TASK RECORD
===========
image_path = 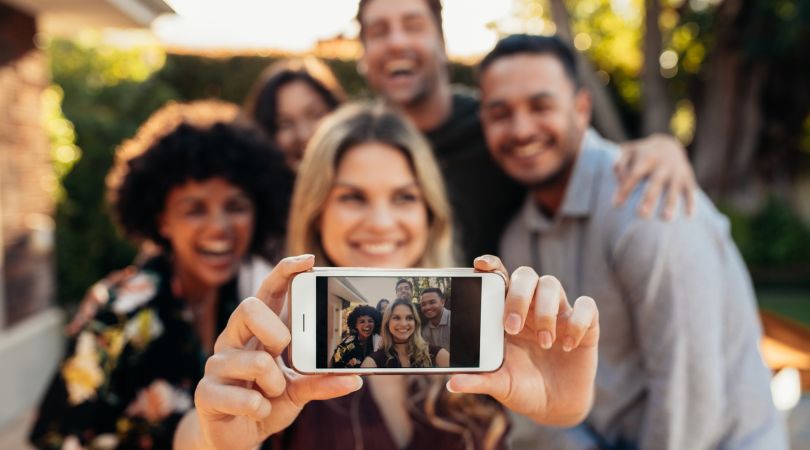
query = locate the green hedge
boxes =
[50,38,807,307]
[50,39,179,305]
[721,197,810,284]
[50,39,476,305]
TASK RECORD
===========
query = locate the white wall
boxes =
[0,308,64,428]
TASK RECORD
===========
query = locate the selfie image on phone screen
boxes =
[315,276,482,369]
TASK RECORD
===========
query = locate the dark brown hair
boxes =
[243,58,346,139]
[356,0,444,41]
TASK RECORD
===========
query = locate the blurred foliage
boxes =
[404,277,453,304]
[43,85,81,201]
[570,0,645,132]
[48,36,177,305]
[503,0,810,285]
[49,1,809,304]
[49,37,476,306]
[720,197,810,274]
[802,115,810,155]
[152,53,474,104]
[512,0,810,144]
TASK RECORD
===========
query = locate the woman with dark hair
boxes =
[29,100,292,450]
[376,298,390,315]
[243,57,346,172]
[363,298,449,368]
[331,305,382,368]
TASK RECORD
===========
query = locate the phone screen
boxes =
[315,275,482,369]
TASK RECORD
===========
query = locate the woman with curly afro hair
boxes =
[30,100,292,450]
[330,305,382,368]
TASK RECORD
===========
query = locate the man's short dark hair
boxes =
[421,287,444,299]
[395,278,413,290]
[356,0,444,41]
[478,34,580,88]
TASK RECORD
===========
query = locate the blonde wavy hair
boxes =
[286,102,505,450]
[379,299,432,367]
[287,102,455,267]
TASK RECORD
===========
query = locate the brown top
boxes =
[265,380,507,450]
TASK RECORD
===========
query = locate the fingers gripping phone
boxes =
[290,268,505,374]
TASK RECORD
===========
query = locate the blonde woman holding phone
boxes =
[175,103,600,450]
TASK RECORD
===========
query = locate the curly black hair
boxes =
[347,305,381,336]
[107,100,293,253]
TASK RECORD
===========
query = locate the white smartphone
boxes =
[289,268,506,374]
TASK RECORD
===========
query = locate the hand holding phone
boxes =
[289,267,506,374]
[182,255,600,450]
[189,255,362,450]
[447,256,600,427]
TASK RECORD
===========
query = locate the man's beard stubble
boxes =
[380,70,437,111]
[526,123,583,191]
[527,150,578,191]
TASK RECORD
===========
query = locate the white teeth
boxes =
[385,59,415,74]
[359,242,397,255]
[199,241,232,254]
[512,142,544,158]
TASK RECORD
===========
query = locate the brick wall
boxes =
[0,2,55,328]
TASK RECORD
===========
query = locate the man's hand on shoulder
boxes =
[614,134,697,221]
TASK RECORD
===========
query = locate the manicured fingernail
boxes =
[294,254,314,261]
[539,331,553,349]
[446,380,458,393]
[353,376,364,391]
[505,313,522,334]
[562,336,574,352]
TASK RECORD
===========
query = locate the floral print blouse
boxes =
[30,256,240,450]
[330,333,381,368]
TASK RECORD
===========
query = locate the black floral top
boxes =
[330,334,380,368]
[29,256,240,450]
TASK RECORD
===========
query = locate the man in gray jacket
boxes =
[478,34,787,450]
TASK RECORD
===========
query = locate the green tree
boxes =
[504,0,810,278]
[512,0,810,205]
[48,37,178,304]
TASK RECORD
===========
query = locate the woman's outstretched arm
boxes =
[174,255,363,450]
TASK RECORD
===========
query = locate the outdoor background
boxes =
[44,0,810,317]
[0,0,808,448]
